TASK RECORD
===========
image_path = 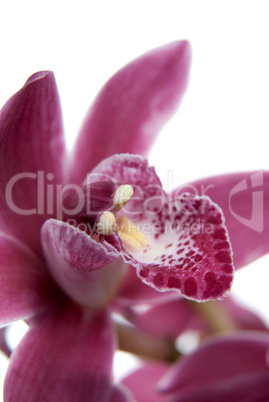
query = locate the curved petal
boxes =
[221,297,268,332]
[120,299,206,341]
[4,303,114,402]
[69,40,191,183]
[0,71,66,254]
[158,331,269,396]
[121,361,169,402]
[182,171,269,269]
[90,153,163,220]
[0,232,58,327]
[168,372,269,402]
[41,219,125,309]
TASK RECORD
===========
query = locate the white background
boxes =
[1,0,269,398]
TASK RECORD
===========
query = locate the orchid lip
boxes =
[117,215,148,251]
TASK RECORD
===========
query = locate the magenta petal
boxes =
[121,361,169,402]
[158,332,269,397]
[90,153,162,219]
[185,171,269,269]
[41,219,124,308]
[4,303,114,402]
[168,373,269,402]
[69,40,191,183]
[122,299,206,341]
[0,71,66,254]
[109,384,134,402]
[0,233,56,327]
[221,297,268,332]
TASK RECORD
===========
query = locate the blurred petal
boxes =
[41,219,125,309]
[0,71,66,254]
[4,304,114,402]
[121,361,169,402]
[0,232,57,327]
[221,297,268,332]
[169,372,269,402]
[109,384,134,402]
[159,331,269,396]
[121,299,206,340]
[185,171,269,269]
[69,40,191,183]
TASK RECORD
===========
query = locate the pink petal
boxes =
[158,331,269,396]
[90,153,163,219]
[121,361,169,402]
[169,373,269,402]
[0,232,57,327]
[0,71,66,254]
[121,299,206,340]
[69,40,191,183]
[109,384,134,402]
[221,297,268,332]
[92,154,234,301]
[184,171,269,269]
[41,219,125,308]
[4,303,114,402]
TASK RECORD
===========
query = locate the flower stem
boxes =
[116,323,180,362]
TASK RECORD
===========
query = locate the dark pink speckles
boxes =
[221,264,234,274]
[193,254,203,262]
[207,213,222,225]
[184,278,198,297]
[167,277,181,289]
[153,273,164,287]
[203,272,232,299]
[214,241,230,250]
[214,251,232,264]
[212,228,226,240]
[140,268,149,278]
[186,250,195,257]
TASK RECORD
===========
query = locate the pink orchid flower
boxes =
[0,40,268,401]
[0,40,193,402]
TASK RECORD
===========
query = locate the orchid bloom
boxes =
[0,40,269,401]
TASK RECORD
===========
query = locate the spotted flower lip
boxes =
[86,153,234,302]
